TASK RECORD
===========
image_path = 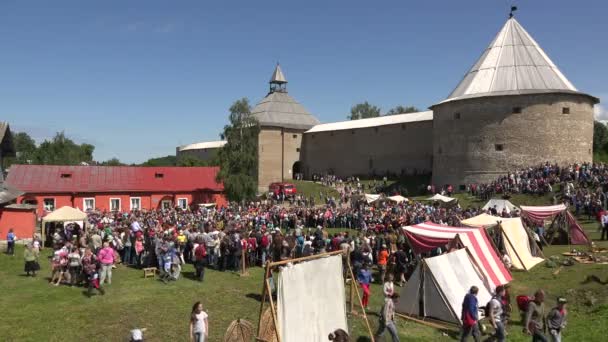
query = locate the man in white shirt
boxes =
[488,285,506,342]
[601,212,608,240]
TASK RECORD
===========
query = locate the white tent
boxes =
[396,249,492,326]
[41,206,88,244]
[482,199,518,214]
[461,215,544,271]
[426,194,456,203]
[364,194,381,204]
[387,195,408,204]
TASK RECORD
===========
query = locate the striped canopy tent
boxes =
[520,204,590,245]
[403,222,512,290]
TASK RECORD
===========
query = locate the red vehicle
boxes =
[269,182,297,197]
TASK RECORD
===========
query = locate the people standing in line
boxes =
[487,285,506,342]
[82,247,104,296]
[67,247,82,286]
[460,286,481,342]
[524,289,547,342]
[189,301,208,342]
[357,264,372,310]
[547,297,568,342]
[23,243,40,276]
[97,241,115,287]
[375,292,400,342]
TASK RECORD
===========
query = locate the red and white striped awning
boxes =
[403,222,512,288]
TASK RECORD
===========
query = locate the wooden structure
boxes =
[255,250,374,342]
[143,267,157,278]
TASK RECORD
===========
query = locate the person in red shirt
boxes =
[193,240,207,282]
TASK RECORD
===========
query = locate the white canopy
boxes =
[482,199,518,214]
[387,195,408,204]
[42,206,87,223]
[426,194,456,203]
[364,194,381,204]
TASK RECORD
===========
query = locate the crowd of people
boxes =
[5,162,597,341]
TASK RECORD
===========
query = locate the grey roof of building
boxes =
[438,17,597,105]
[251,90,320,130]
[0,184,24,205]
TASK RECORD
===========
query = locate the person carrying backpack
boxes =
[193,240,207,282]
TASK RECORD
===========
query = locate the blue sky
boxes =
[0,0,606,163]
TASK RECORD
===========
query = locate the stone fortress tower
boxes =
[431,15,599,188]
[251,64,320,192]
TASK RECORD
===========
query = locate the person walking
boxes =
[357,264,372,310]
[97,242,115,286]
[193,239,207,282]
[6,228,16,255]
[487,285,506,342]
[23,243,40,276]
[547,297,568,342]
[524,289,547,342]
[189,301,209,342]
[374,293,400,342]
[460,286,481,342]
[377,244,389,284]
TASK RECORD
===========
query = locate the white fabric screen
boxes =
[277,255,347,342]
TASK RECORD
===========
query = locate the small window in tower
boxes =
[495,144,504,151]
[453,112,461,120]
[438,147,442,154]
[374,127,379,133]
[512,107,522,114]
[155,173,164,179]
[296,148,300,152]
[330,132,334,137]
[401,124,406,130]
[562,107,570,114]
[351,130,355,134]
[292,134,297,139]
[60,173,72,179]
[312,134,315,139]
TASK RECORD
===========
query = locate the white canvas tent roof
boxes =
[387,195,408,203]
[482,199,518,214]
[396,249,492,325]
[364,194,381,204]
[426,194,456,203]
[462,214,544,271]
[42,206,87,222]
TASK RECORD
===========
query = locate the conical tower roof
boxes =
[252,65,320,130]
[439,17,596,104]
[270,64,287,84]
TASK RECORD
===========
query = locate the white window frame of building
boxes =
[83,198,95,211]
[130,197,141,211]
[43,198,55,212]
[177,198,188,210]
[161,200,172,210]
[110,198,121,212]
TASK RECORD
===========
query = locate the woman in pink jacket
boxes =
[97,242,115,286]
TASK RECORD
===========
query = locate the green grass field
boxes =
[1,209,608,341]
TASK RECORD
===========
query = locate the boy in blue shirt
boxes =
[6,229,16,256]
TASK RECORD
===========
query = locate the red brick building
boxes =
[6,165,226,216]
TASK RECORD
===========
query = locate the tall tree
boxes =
[3,131,37,168]
[593,121,608,152]
[216,98,260,202]
[141,155,177,166]
[348,101,381,120]
[32,132,94,165]
[100,158,125,166]
[386,105,420,115]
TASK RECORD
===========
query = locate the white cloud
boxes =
[595,104,608,121]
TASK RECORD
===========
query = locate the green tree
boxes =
[594,121,608,152]
[3,131,37,168]
[100,158,124,166]
[386,105,420,115]
[141,155,177,166]
[348,101,381,120]
[32,132,95,165]
[216,98,259,202]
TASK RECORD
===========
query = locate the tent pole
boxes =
[266,249,344,268]
[346,254,375,342]
[500,225,527,271]
[266,278,281,342]
[257,262,271,336]
[395,313,458,331]
[347,255,355,314]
